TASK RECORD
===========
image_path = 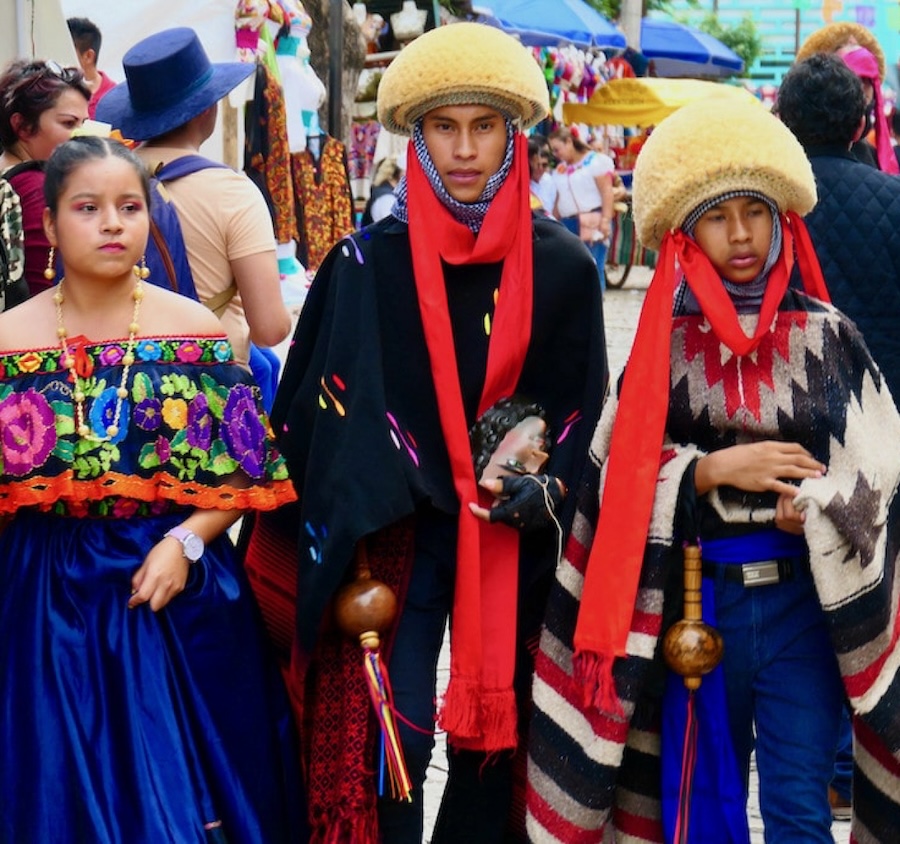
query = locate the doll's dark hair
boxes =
[43,135,151,214]
[470,394,548,477]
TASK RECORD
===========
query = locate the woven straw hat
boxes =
[795,22,885,80]
[377,23,550,135]
[632,97,817,250]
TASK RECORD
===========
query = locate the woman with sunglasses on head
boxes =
[0,59,89,299]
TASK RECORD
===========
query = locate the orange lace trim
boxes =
[0,470,297,514]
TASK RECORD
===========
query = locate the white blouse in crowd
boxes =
[552,151,615,218]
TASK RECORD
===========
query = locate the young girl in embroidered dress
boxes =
[0,135,303,843]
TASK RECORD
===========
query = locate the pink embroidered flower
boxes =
[154,436,171,463]
[175,341,203,363]
[111,498,140,518]
[0,389,57,476]
[98,345,125,366]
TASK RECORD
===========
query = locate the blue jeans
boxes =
[561,215,607,291]
[588,238,608,291]
[708,566,845,842]
[831,704,853,801]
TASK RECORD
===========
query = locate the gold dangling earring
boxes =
[133,256,150,280]
[44,246,56,281]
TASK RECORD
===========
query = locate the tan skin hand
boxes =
[128,507,245,612]
[695,439,825,509]
[775,493,806,536]
[695,440,825,496]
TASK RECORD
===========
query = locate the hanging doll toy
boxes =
[234,0,310,281]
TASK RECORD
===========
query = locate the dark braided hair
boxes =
[44,135,151,214]
[470,394,548,478]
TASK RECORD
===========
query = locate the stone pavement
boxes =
[420,266,851,843]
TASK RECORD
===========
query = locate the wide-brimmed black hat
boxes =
[96,27,254,141]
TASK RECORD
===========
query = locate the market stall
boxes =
[564,77,760,285]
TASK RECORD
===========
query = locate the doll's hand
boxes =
[128,538,190,612]
[695,441,825,497]
[775,491,806,536]
[469,474,566,531]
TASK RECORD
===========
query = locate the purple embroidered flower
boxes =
[0,389,57,476]
[134,397,163,431]
[89,387,129,444]
[136,340,162,362]
[176,341,203,363]
[221,384,266,478]
[98,345,125,366]
[212,340,232,363]
[154,436,171,463]
[186,392,213,451]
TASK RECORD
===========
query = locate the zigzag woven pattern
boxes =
[527,293,900,842]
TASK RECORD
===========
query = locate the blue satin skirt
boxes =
[0,510,304,843]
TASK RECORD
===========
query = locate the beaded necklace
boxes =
[54,273,145,443]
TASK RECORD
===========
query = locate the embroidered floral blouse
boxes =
[0,335,296,518]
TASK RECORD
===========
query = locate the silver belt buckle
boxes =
[741,560,781,587]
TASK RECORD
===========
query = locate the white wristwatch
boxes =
[164,525,204,563]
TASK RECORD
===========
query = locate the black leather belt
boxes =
[701,556,810,587]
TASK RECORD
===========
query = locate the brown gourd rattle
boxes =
[333,544,412,800]
[662,544,724,689]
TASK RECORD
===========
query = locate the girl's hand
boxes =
[695,440,825,497]
[128,538,190,612]
[775,492,806,535]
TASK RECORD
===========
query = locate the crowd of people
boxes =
[1,13,900,844]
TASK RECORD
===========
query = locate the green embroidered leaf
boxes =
[51,400,75,435]
[189,447,210,469]
[74,437,100,456]
[52,438,75,462]
[74,454,102,478]
[138,442,161,469]
[87,376,107,398]
[170,428,190,454]
[131,371,153,403]
[201,373,228,419]
[208,440,238,475]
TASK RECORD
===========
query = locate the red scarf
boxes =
[407,133,533,751]
[572,212,829,712]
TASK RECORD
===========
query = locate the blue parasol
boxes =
[641,18,743,78]
[473,0,626,51]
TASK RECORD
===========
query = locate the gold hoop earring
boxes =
[133,257,150,280]
[44,246,56,281]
